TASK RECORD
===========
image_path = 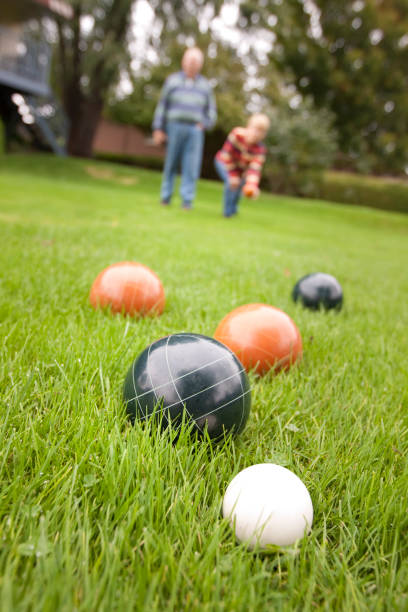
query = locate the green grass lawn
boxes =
[1,154,407,611]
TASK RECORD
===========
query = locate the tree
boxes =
[270,0,408,174]
[237,0,408,174]
[54,0,134,157]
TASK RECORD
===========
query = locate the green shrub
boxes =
[317,171,408,214]
[261,98,408,213]
[263,99,338,196]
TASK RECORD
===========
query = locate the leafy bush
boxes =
[263,99,338,196]
[317,171,408,214]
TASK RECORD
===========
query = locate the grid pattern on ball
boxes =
[164,334,197,430]
[131,362,247,410]
[234,344,246,434]
[132,337,250,422]
[149,339,169,426]
[128,353,234,402]
[131,333,250,429]
[131,341,166,426]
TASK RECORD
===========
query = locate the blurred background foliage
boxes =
[47,0,408,201]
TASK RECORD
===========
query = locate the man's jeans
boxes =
[161,121,204,206]
[214,158,245,217]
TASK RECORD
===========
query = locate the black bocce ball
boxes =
[123,333,251,440]
[292,273,343,311]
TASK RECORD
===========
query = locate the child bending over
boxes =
[214,113,270,218]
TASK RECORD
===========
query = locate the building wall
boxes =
[93,118,165,159]
[0,24,51,96]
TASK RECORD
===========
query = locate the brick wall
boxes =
[93,118,165,159]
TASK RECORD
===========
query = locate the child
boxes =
[214,113,270,218]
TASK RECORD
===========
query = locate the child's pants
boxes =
[214,158,245,217]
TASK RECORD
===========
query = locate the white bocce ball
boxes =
[222,463,313,549]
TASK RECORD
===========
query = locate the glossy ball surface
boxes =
[292,273,343,311]
[223,463,313,549]
[123,333,251,440]
[89,261,165,316]
[214,303,302,375]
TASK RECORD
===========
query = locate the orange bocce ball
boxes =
[243,184,256,198]
[214,303,302,375]
[89,261,165,316]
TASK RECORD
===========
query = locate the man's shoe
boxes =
[160,200,170,206]
[182,202,192,210]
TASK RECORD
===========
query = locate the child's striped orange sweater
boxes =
[215,127,267,187]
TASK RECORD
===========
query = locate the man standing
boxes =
[152,47,217,209]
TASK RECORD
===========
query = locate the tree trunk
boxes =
[67,97,104,157]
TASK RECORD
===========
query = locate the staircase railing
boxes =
[26,94,69,156]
